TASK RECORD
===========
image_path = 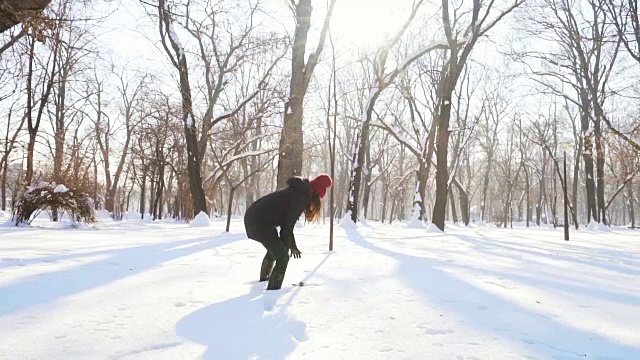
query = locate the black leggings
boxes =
[246,223,289,289]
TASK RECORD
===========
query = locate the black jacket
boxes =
[244,177,312,250]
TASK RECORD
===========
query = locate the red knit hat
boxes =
[309,174,332,198]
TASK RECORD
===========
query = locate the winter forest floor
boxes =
[0,213,638,360]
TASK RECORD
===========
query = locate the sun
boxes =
[329,0,416,47]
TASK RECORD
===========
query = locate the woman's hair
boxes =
[304,192,322,222]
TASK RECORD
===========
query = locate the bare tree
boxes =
[276,0,337,189]
[0,0,52,34]
[24,32,58,186]
[156,0,207,217]
[431,0,524,231]
[346,0,448,222]
[0,100,25,210]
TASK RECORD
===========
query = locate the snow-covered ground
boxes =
[1,213,639,359]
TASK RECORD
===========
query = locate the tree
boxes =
[156,0,207,217]
[0,0,52,33]
[520,0,625,225]
[276,0,337,189]
[0,99,25,210]
[180,0,286,168]
[431,0,524,231]
[346,0,448,222]
[24,31,57,186]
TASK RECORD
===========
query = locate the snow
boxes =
[392,40,449,76]
[406,204,424,228]
[186,113,194,127]
[188,211,211,227]
[374,121,415,150]
[413,185,422,202]
[426,222,445,233]
[221,148,276,168]
[1,218,640,359]
[53,184,68,193]
[339,211,356,228]
[217,109,233,119]
[164,3,184,58]
[595,221,612,232]
[167,25,183,57]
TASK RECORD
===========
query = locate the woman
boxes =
[244,174,332,290]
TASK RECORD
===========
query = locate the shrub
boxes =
[12,183,96,225]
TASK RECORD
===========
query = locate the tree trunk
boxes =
[551,168,557,227]
[53,65,69,185]
[140,174,146,219]
[580,94,598,223]
[594,118,606,224]
[432,89,454,231]
[158,1,207,217]
[126,180,134,212]
[182,85,207,216]
[480,152,493,222]
[153,165,165,221]
[92,155,99,210]
[328,64,337,250]
[540,151,548,225]
[389,195,397,224]
[416,162,427,220]
[225,186,236,232]
[572,137,581,229]
[420,113,439,220]
[277,96,304,189]
[25,133,37,186]
[348,96,378,222]
[1,158,7,210]
[362,147,373,220]
[524,165,530,227]
[381,184,388,223]
[276,0,311,189]
[448,188,458,223]
[245,117,261,209]
[25,32,57,187]
[628,179,635,228]
[452,178,469,225]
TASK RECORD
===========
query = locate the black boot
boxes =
[266,253,289,290]
[267,270,286,290]
[260,252,275,282]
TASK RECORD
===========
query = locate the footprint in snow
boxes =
[288,320,308,342]
[424,328,454,335]
[261,288,291,312]
[174,302,187,307]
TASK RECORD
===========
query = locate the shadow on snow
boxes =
[175,252,332,359]
[344,227,640,359]
[0,233,244,317]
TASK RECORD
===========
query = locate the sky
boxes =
[91,0,431,66]
[0,0,534,177]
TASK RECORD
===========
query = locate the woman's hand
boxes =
[290,247,302,259]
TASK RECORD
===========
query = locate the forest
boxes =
[1,0,639,231]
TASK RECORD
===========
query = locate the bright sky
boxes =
[92,0,420,65]
[330,0,417,46]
